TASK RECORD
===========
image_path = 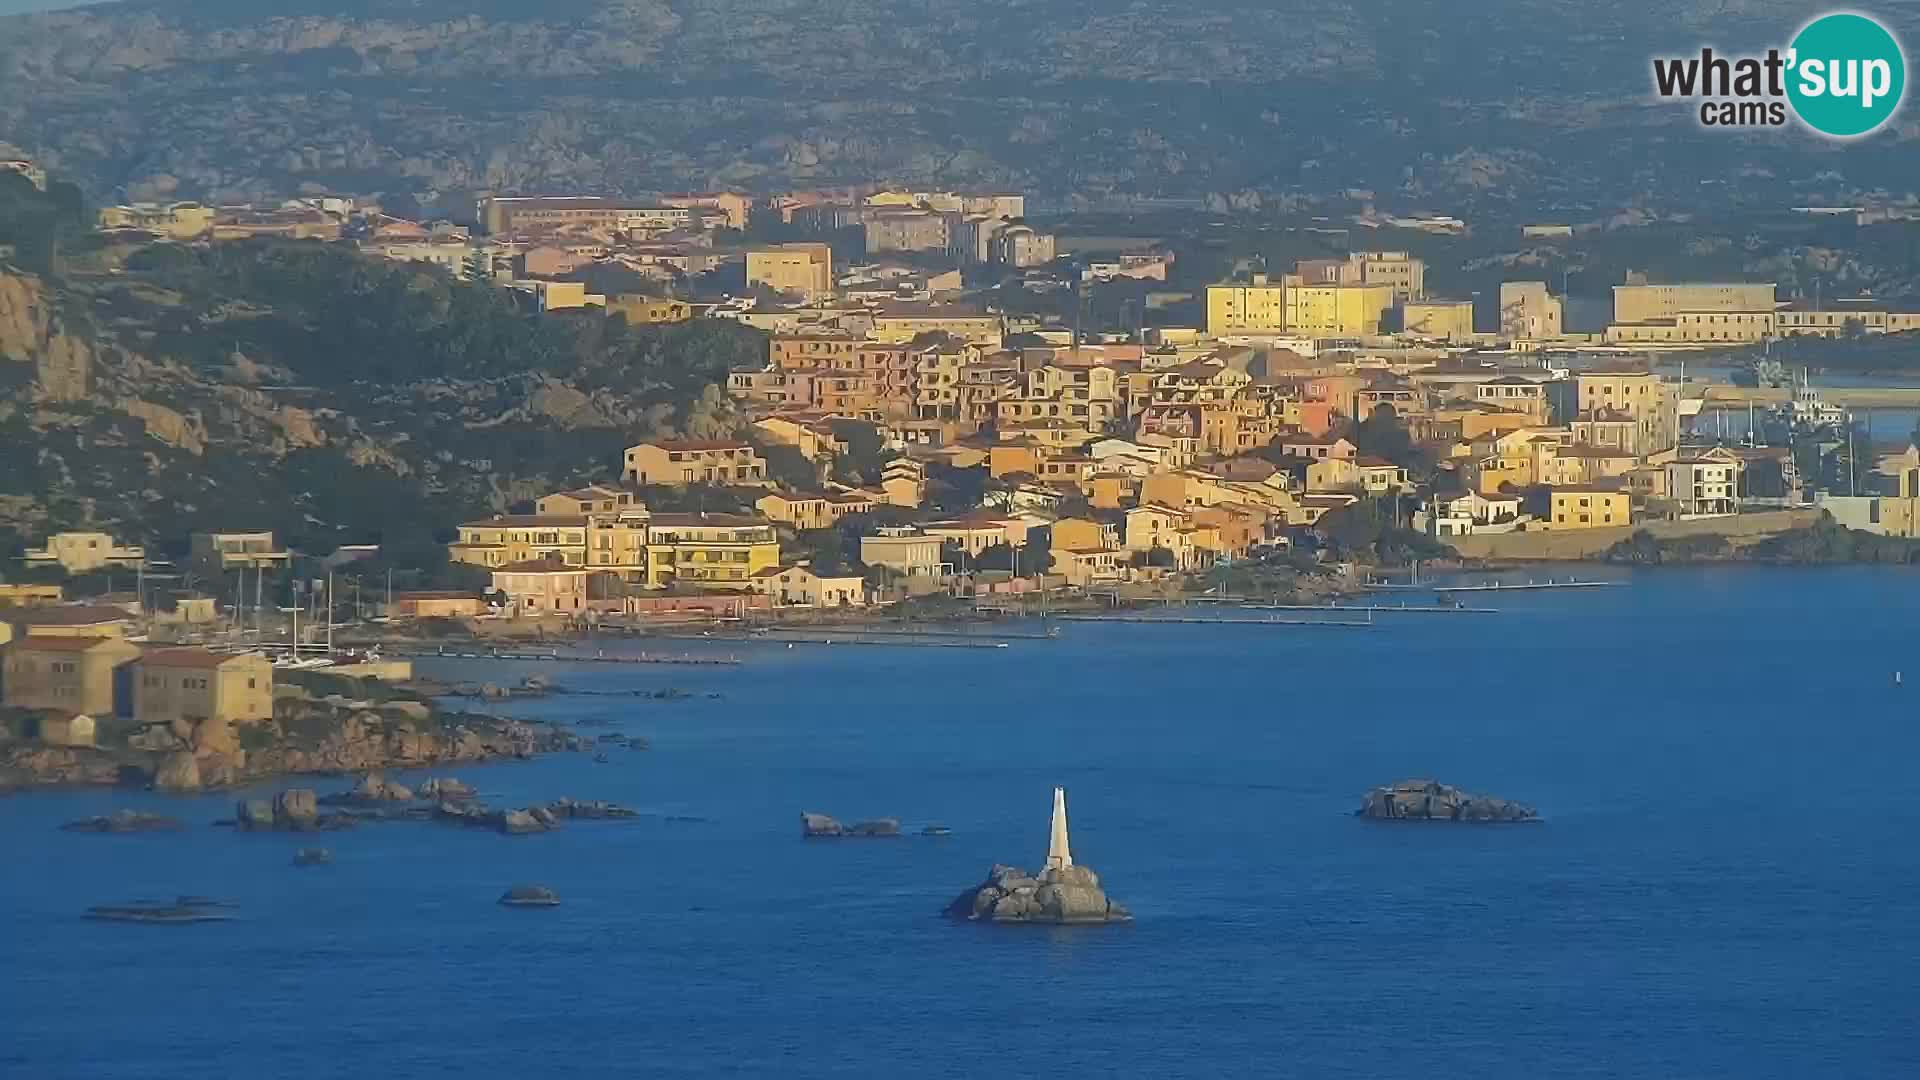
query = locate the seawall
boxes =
[1444,509,1819,561]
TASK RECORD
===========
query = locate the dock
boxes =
[1057,614,1372,628]
[380,646,742,666]
[1432,580,1612,593]
[760,624,1061,641]
[1234,602,1497,615]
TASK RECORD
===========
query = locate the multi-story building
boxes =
[96,202,215,240]
[750,564,868,607]
[1666,456,1742,516]
[477,196,700,237]
[864,210,949,254]
[490,561,589,615]
[1499,281,1564,339]
[1543,488,1632,530]
[623,440,769,487]
[190,531,291,573]
[859,528,945,578]
[1,636,140,716]
[1206,275,1287,335]
[1472,376,1555,423]
[604,294,693,325]
[535,485,641,516]
[1283,283,1396,336]
[1612,281,1777,325]
[449,516,589,569]
[1574,370,1678,454]
[134,649,274,728]
[990,224,1055,268]
[746,243,834,301]
[1400,299,1476,341]
[869,308,1003,346]
[23,532,147,574]
[643,514,780,589]
[770,334,861,369]
[585,510,653,584]
[1353,251,1425,300]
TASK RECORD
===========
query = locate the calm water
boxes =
[6,566,1920,1077]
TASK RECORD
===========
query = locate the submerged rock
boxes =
[499,884,560,908]
[1356,779,1538,823]
[85,897,232,924]
[292,847,332,867]
[946,864,1132,925]
[801,812,843,837]
[60,810,183,833]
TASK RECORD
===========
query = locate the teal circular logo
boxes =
[1787,13,1906,137]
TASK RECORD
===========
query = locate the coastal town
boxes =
[7,167,1920,784]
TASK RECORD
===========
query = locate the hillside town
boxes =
[9,171,1920,755]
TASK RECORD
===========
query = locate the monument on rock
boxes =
[944,786,1131,924]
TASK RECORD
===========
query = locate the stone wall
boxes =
[1445,509,1820,561]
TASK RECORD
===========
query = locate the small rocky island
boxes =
[946,787,1131,925]
[1356,779,1539,822]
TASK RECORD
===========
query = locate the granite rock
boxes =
[1356,779,1538,823]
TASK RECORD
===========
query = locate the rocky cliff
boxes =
[0,240,761,551]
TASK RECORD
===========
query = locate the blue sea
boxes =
[5,565,1919,1078]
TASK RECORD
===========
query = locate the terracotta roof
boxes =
[140,648,264,669]
[648,513,767,528]
[641,439,752,451]
[9,605,130,626]
[460,515,589,528]
[7,635,134,653]
[493,560,589,573]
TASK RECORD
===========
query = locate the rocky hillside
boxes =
[0,234,762,560]
[2,0,1916,217]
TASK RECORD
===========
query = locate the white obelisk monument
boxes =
[1045,785,1073,871]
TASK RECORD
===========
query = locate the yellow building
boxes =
[1612,282,1776,325]
[23,532,147,574]
[190,531,291,572]
[746,243,834,301]
[1543,488,1632,530]
[135,649,274,728]
[869,310,1004,346]
[605,294,692,324]
[535,485,641,516]
[450,516,589,569]
[1206,276,1288,335]
[1050,547,1123,587]
[585,511,653,584]
[0,583,64,607]
[644,514,780,589]
[1284,283,1396,336]
[860,529,946,579]
[758,492,835,531]
[2,636,140,716]
[1050,517,1119,553]
[96,202,214,239]
[1574,370,1677,454]
[490,561,590,615]
[1400,299,1476,342]
[751,564,868,607]
[9,605,132,639]
[623,440,769,487]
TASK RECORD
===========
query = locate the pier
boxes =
[378,646,742,666]
[1431,580,1612,593]
[1057,614,1372,628]
[1234,602,1497,615]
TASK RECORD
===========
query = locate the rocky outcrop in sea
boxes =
[1356,779,1538,822]
[801,812,902,838]
[946,864,1133,925]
